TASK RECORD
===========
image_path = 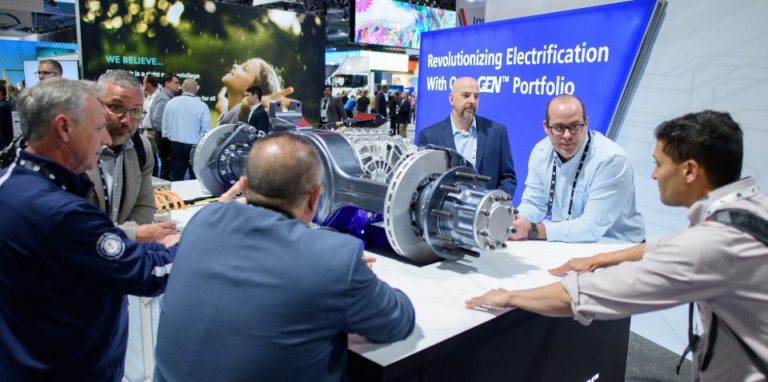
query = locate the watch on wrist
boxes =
[528,222,538,240]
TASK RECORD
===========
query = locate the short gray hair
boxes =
[97,69,142,91]
[18,79,103,144]
[181,78,198,93]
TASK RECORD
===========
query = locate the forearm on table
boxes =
[597,243,646,266]
[507,282,573,317]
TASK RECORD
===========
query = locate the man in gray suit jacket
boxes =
[86,70,176,242]
[154,133,415,382]
[149,73,180,180]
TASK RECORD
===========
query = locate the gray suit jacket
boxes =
[323,96,346,123]
[86,133,156,240]
[150,90,174,133]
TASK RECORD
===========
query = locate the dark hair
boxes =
[39,59,63,75]
[545,94,586,124]
[246,85,263,100]
[144,75,159,88]
[0,86,6,97]
[654,110,742,188]
[162,73,178,86]
[323,84,332,92]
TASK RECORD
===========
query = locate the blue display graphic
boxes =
[415,0,661,204]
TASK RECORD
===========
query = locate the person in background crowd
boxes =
[509,93,645,243]
[245,85,270,134]
[0,79,177,381]
[417,76,517,197]
[36,59,62,81]
[467,110,767,382]
[319,84,345,125]
[150,73,180,180]
[162,78,211,181]
[141,75,160,176]
[344,92,356,118]
[396,91,411,138]
[375,85,388,116]
[388,91,398,135]
[356,89,370,114]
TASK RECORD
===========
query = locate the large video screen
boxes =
[23,60,80,87]
[416,0,664,203]
[352,0,456,49]
[78,0,326,124]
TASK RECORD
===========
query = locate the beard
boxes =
[107,124,135,147]
[458,106,476,121]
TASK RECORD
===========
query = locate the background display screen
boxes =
[416,0,661,203]
[352,0,456,49]
[79,0,326,124]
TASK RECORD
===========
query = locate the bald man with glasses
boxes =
[509,94,645,243]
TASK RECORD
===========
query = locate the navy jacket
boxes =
[154,201,415,382]
[247,104,270,134]
[0,151,176,381]
[417,116,517,197]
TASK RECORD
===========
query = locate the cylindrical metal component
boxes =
[439,184,461,193]
[430,209,452,218]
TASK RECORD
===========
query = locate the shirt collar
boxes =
[102,135,134,158]
[687,176,759,225]
[17,150,94,197]
[450,114,477,137]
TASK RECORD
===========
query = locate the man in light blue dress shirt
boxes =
[161,78,211,181]
[510,94,644,243]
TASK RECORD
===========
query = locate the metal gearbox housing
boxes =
[193,123,514,264]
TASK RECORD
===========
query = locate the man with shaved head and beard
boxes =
[417,76,517,197]
[154,133,415,381]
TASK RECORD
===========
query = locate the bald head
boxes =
[449,77,480,126]
[544,94,589,160]
[451,77,477,94]
[545,94,585,124]
[181,79,198,94]
[246,133,324,214]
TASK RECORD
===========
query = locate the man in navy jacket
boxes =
[154,133,415,382]
[0,79,177,381]
[417,77,517,197]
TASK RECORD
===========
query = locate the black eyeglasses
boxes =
[104,103,147,120]
[548,122,585,135]
[35,71,60,78]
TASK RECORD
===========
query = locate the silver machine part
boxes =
[193,121,514,264]
[384,149,514,263]
[192,123,265,196]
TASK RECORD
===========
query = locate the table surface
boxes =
[350,241,633,366]
[168,181,634,367]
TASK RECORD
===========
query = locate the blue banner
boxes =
[415,0,658,204]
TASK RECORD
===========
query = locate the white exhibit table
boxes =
[169,180,634,382]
